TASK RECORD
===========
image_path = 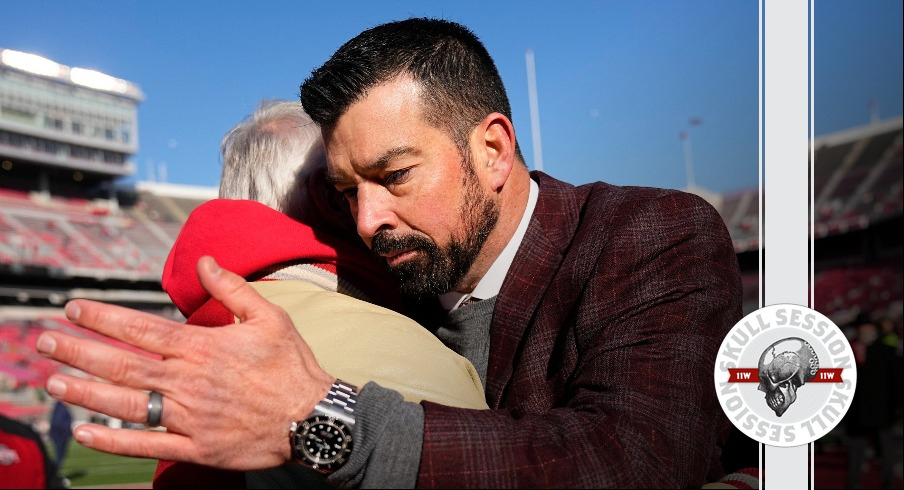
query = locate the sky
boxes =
[2,1,902,194]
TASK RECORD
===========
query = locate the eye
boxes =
[382,167,412,186]
[338,186,358,201]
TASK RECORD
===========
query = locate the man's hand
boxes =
[36,256,334,469]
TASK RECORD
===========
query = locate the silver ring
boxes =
[147,391,163,427]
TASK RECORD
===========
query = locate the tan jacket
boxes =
[248,281,487,410]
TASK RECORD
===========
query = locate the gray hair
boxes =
[218,100,325,222]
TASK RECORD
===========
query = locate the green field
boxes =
[57,440,156,488]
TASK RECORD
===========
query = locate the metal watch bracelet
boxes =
[315,379,357,427]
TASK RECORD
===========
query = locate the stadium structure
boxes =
[0,48,216,422]
[716,115,903,323]
[0,48,901,484]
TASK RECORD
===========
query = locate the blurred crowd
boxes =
[841,311,903,489]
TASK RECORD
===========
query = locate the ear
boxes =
[472,112,516,192]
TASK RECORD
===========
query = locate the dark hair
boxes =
[300,18,523,162]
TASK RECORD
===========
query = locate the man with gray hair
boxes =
[218,100,326,225]
[153,100,487,487]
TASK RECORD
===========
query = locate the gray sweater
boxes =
[327,296,497,488]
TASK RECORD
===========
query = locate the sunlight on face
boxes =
[325,77,498,299]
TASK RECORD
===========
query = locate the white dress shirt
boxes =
[439,178,539,311]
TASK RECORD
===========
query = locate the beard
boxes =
[370,172,498,301]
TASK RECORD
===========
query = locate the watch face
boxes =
[294,416,353,471]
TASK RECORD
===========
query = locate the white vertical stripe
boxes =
[809,2,816,488]
[763,0,812,488]
[758,2,764,483]
[809,1,816,310]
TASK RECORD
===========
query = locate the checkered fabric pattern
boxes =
[417,172,744,488]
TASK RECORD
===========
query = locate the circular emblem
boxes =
[713,304,857,447]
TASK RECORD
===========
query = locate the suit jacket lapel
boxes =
[486,172,583,408]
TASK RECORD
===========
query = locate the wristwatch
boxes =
[289,380,358,474]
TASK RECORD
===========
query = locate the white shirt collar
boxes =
[439,178,539,311]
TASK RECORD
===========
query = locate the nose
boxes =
[353,185,398,244]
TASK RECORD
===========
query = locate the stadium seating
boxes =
[813,125,902,228]
[717,189,759,252]
[0,315,161,392]
[813,264,903,321]
[0,186,209,277]
[717,123,902,247]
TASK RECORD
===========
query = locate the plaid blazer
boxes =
[417,172,743,488]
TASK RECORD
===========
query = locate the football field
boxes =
[59,441,155,488]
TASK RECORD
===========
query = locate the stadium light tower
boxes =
[679,117,703,190]
[869,99,880,125]
[525,49,544,172]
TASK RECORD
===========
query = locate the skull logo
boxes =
[757,337,819,417]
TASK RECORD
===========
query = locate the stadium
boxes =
[1,48,901,487]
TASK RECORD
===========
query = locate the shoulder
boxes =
[532,172,728,247]
[252,280,440,340]
[252,281,487,409]
[534,171,720,217]
[583,181,721,226]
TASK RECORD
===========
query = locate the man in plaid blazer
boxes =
[298,19,743,486]
[38,17,743,489]
[414,170,742,487]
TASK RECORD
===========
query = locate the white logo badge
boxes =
[713,304,857,447]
